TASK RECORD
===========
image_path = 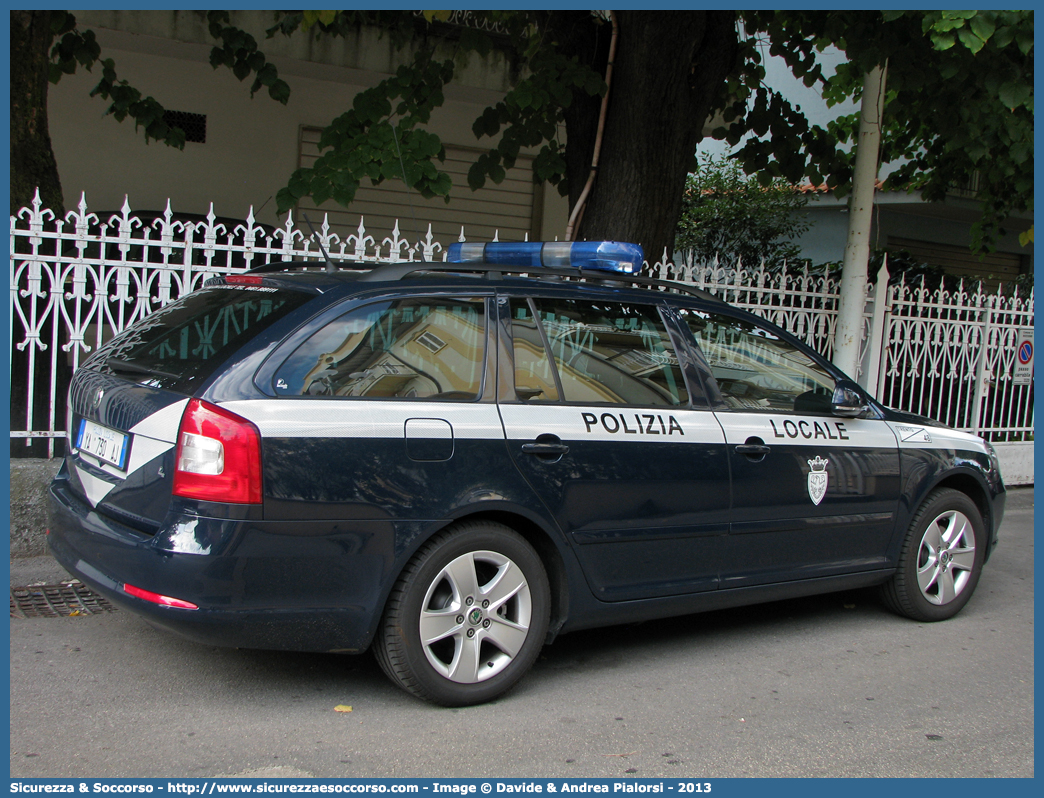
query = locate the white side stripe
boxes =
[718,412,899,449]
[499,404,725,444]
[221,399,505,439]
[887,422,988,453]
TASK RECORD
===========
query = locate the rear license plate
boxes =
[76,419,129,469]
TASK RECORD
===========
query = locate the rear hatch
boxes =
[63,283,315,531]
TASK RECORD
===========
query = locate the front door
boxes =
[676,307,902,588]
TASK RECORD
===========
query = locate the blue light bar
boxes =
[447,241,644,274]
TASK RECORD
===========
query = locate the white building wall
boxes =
[793,193,1032,274]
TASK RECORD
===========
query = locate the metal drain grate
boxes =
[11,582,117,618]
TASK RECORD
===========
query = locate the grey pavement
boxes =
[10,552,78,587]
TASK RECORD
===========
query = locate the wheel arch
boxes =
[440,508,571,644]
[381,504,575,648]
[931,471,995,557]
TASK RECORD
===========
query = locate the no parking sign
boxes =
[1013,328,1034,385]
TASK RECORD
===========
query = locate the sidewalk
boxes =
[1001,484,1035,513]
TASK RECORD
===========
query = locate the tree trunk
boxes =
[11,11,68,458]
[558,11,738,266]
[834,64,887,379]
[11,10,64,217]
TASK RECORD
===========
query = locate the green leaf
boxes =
[966,142,988,163]
[968,13,996,43]
[1009,141,1030,165]
[993,26,1015,49]
[957,28,985,54]
[931,31,956,51]
[1016,29,1033,55]
[933,17,965,32]
[312,182,331,206]
[330,182,356,207]
[269,80,291,104]
[998,82,1031,110]
[417,131,442,158]
[584,71,606,97]
[433,173,453,196]
[467,161,486,190]
[275,187,296,214]
[256,63,278,87]
[288,169,312,200]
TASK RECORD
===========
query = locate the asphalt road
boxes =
[9,490,1033,779]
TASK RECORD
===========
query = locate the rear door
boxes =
[248,291,506,527]
[675,307,902,588]
[497,292,732,601]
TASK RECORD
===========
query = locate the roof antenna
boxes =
[302,212,336,273]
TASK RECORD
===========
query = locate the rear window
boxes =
[274,296,487,400]
[92,285,313,393]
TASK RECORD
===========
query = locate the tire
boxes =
[374,521,551,706]
[880,488,986,622]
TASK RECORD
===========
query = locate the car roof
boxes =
[233,259,730,308]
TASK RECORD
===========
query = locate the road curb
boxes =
[10,458,63,559]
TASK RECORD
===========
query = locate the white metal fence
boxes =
[10,191,1034,460]
[648,253,843,360]
[874,276,1034,443]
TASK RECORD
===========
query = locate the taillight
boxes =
[123,583,199,610]
[173,399,262,504]
[225,275,265,286]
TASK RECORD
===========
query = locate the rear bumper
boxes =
[47,474,399,654]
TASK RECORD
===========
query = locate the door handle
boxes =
[521,442,570,456]
[735,444,770,455]
[521,433,569,461]
[735,436,770,461]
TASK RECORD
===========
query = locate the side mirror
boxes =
[831,380,871,418]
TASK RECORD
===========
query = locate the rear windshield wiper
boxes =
[105,357,180,380]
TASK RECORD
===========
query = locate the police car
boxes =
[48,240,1006,706]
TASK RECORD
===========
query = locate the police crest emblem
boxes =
[807,456,829,505]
